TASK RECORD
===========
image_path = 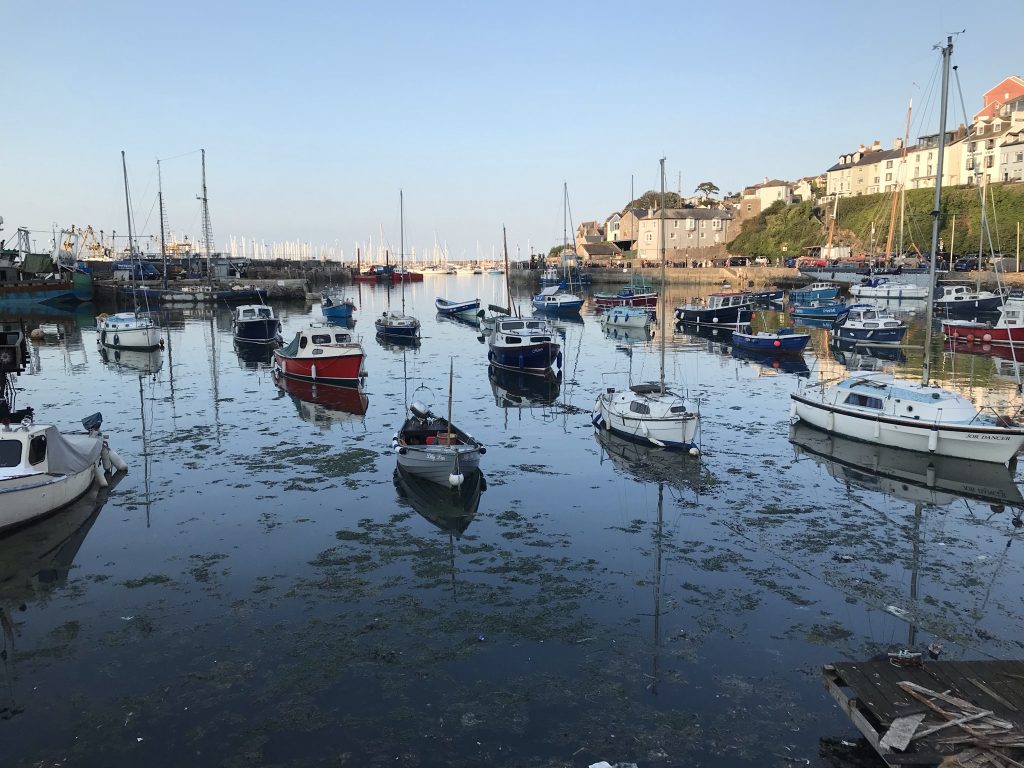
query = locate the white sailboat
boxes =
[375,190,421,340]
[790,37,1024,466]
[97,152,162,351]
[593,158,700,453]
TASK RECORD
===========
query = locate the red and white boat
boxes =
[273,324,367,386]
[942,297,1024,345]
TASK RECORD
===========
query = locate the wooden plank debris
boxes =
[880,713,927,751]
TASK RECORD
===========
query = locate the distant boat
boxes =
[831,304,907,344]
[321,289,356,320]
[731,327,810,354]
[273,324,366,386]
[849,276,929,300]
[943,296,1024,345]
[933,283,1003,313]
[600,306,652,330]
[594,278,658,308]
[789,282,840,304]
[487,316,562,376]
[232,304,280,343]
[789,301,848,321]
[435,297,480,317]
[375,191,421,340]
[674,291,753,325]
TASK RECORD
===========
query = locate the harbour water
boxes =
[3,274,1024,767]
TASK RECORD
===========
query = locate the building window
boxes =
[978,125,985,135]
[669,233,675,239]
[927,165,933,175]
[645,233,652,242]
[700,232,705,239]
[885,173,892,181]
[967,158,975,170]
[885,160,893,168]
[970,141,976,151]
[1017,152,1023,162]
[987,139,995,150]
[874,176,879,184]
[673,220,678,228]
[985,156,994,168]
[746,204,752,211]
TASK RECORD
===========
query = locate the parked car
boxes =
[954,257,979,272]
[784,257,797,268]
[727,256,749,266]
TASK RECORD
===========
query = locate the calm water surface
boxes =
[3,275,1024,767]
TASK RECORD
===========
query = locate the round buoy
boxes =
[773,339,781,348]
[967,333,975,343]
[773,360,780,369]
[983,333,992,342]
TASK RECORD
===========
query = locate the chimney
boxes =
[763,176,769,184]
[859,144,866,152]
[893,137,904,151]
[872,139,881,151]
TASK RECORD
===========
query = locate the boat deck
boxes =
[823,660,1024,766]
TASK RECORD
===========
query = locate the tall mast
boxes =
[400,189,406,314]
[158,159,168,290]
[121,150,138,308]
[883,99,913,263]
[824,195,838,262]
[659,157,666,395]
[922,35,953,387]
[200,148,213,290]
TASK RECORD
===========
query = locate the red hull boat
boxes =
[273,325,367,386]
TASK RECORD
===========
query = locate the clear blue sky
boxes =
[3,0,1022,259]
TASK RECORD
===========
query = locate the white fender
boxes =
[826,411,835,432]
[448,472,464,487]
[107,446,128,472]
[688,447,700,457]
[94,464,108,487]
[311,364,317,381]
[928,429,938,452]
[789,401,797,419]
[101,445,112,472]
[873,419,881,439]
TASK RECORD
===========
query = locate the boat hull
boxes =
[273,349,366,386]
[233,318,279,343]
[487,342,561,375]
[593,395,699,451]
[98,324,161,351]
[832,326,907,343]
[375,322,420,338]
[732,332,809,353]
[935,296,1004,313]
[322,304,354,319]
[594,291,658,308]
[435,298,480,315]
[790,393,1024,464]
[675,305,753,324]
[396,445,482,486]
[942,321,1024,344]
[0,465,98,533]
[850,285,930,300]
[799,266,934,286]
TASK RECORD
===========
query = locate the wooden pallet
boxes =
[823,661,1024,767]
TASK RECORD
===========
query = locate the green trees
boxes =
[695,181,720,204]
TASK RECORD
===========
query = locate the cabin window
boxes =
[335,334,349,343]
[530,337,550,343]
[504,336,522,344]
[844,392,883,409]
[312,334,331,344]
[505,322,525,331]
[629,401,651,414]
[299,336,308,349]
[669,405,688,414]
[258,308,271,318]
[312,348,323,355]
[28,434,47,465]
[0,439,21,467]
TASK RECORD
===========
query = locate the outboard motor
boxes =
[81,412,103,433]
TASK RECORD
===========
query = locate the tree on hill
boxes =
[695,181,720,204]
[622,190,687,212]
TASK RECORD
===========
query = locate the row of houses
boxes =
[571,75,1024,261]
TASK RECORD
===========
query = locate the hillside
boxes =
[728,183,1024,257]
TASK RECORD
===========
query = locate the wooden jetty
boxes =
[824,660,1024,766]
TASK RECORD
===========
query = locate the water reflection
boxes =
[98,346,164,375]
[731,346,811,377]
[789,421,1024,511]
[594,427,715,495]
[0,475,122,720]
[273,374,369,429]
[488,364,561,408]
[233,338,278,369]
[393,465,485,536]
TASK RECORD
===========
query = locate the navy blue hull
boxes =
[676,305,752,324]
[375,322,419,338]
[323,304,354,319]
[936,297,1003,313]
[833,326,907,343]
[488,342,561,374]
[234,319,279,342]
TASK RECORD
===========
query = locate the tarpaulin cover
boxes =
[43,427,101,475]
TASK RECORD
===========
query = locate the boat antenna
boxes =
[158,159,168,291]
[502,226,516,317]
[922,35,953,387]
[659,157,666,396]
[447,357,454,443]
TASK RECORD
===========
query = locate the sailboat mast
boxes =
[447,358,454,442]
[824,195,838,262]
[200,148,212,289]
[502,226,515,317]
[922,35,953,387]
[121,151,135,258]
[158,159,168,291]
[883,99,913,263]
[400,189,406,314]
[659,157,666,396]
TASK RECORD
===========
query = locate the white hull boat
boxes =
[96,313,161,350]
[0,419,126,533]
[392,401,484,487]
[593,383,699,451]
[790,373,1024,465]
[849,278,930,300]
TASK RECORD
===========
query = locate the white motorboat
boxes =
[600,306,653,329]
[849,277,930,300]
[0,415,126,532]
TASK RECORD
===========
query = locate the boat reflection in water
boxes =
[594,427,716,495]
[97,346,164,375]
[394,465,486,599]
[830,339,907,368]
[393,465,485,536]
[789,422,1024,511]
[731,346,811,377]
[602,323,652,344]
[1,474,124,719]
[488,364,562,408]
[273,372,369,430]
[234,338,278,369]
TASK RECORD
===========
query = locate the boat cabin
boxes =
[998,299,1024,327]
[706,292,752,310]
[0,423,51,478]
[937,284,978,301]
[283,327,355,357]
[843,305,902,328]
[830,375,983,423]
[494,318,553,343]
[235,305,275,321]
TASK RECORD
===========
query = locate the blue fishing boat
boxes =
[532,285,583,313]
[322,289,356,320]
[731,327,810,354]
[790,301,848,321]
[487,316,562,376]
[831,303,907,343]
[789,282,840,304]
[435,297,480,316]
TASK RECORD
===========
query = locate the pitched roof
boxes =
[645,208,732,220]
